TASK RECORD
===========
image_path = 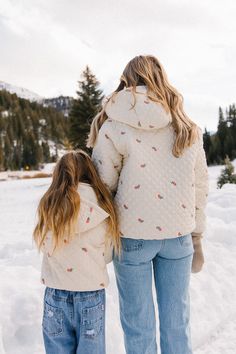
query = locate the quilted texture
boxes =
[92,86,209,240]
[41,183,113,291]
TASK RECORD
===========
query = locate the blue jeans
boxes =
[113,234,194,354]
[42,287,106,354]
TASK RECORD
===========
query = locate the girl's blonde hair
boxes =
[33,150,120,253]
[87,55,199,156]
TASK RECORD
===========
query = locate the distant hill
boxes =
[0,81,73,117]
[43,96,73,117]
[0,80,43,102]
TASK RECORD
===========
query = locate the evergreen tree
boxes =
[69,66,104,150]
[217,156,236,188]
[4,135,12,170]
[22,133,41,170]
[226,104,236,159]
[216,107,228,161]
[0,90,68,170]
[203,128,212,164]
[42,142,51,163]
[0,138,3,171]
[12,144,22,170]
[224,132,234,159]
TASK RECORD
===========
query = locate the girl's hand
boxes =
[191,233,204,273]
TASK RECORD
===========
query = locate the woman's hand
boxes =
[191,233,204,273]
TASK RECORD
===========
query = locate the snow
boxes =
[41,163,56,174]
[1,111,9,118]
[0,81,43,103]
[0,163,55,181]
[195,316,236,354]
[0,163,236,354]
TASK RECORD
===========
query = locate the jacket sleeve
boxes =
[192,129,209,235]
[92,121,123,193]
[104,239,113,264]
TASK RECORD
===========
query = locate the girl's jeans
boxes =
[113,234,194,354]
[42,287,106,354]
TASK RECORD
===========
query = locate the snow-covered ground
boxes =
[0,162,236,354]
[0,163,56,181]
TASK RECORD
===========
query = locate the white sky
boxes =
[0,0,235,131]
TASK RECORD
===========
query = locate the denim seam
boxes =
[157,252,194,261]
[51,293,100,302]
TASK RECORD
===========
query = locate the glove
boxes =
[191,233,204,273]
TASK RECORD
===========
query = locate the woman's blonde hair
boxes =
[33,150,120,253]
[87,55,199,156]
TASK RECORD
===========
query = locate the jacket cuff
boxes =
[191,232,203,238]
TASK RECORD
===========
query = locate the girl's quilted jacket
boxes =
[92,86,209,240]
[41,183,112,291]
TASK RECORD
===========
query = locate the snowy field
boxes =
[0,162,236,354]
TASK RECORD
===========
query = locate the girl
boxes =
[33,150,119,354]
[88,55,209,354]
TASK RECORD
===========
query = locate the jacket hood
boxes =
[43,183,109,255]
[105,86,172,131]
[77,183,109,233]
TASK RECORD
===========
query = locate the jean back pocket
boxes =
[82,303,105,339]
[43,302,63,337]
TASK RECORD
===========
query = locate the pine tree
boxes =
[203,128,212,164]
[224,132,234,159]
[42,142,51,163]
[217,156,236,188]
[12,144,22,170]
[0,138,3,171]
[226,105,236,159]
[0,90,69,170]
[22,133,42,170]
[4,134,12,170]
[69,66,104,150]
[216,107,228,161]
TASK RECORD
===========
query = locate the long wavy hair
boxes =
[33,150,120,253]
[87,55,199,156]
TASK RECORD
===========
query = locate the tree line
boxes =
[203,105,236,165]
[0,90,68,170]
[0,65,235,171]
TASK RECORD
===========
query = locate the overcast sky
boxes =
[0,0,235,131]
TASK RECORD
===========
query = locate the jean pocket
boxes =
[42,301,63,337]
[178,234,193,247]
[82,303,105,339]
[121,238,144,252]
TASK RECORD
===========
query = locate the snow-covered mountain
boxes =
[0,80,73,116]
[43,96,73,117]
[0,80,43,102]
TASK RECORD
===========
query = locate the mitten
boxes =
[191,233,204,273]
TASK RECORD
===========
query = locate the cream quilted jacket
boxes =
[92,86,209,240]
[41,183,112,291]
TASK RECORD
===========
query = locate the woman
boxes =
[88,55,209,354]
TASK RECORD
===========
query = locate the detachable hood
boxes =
[105,86,172,131]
